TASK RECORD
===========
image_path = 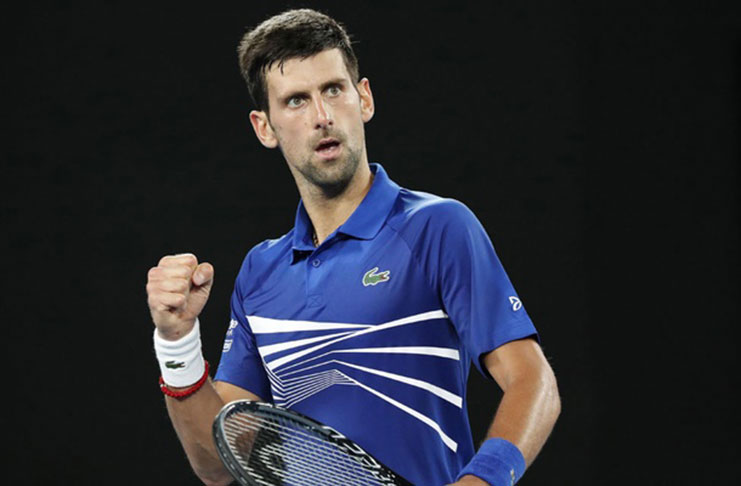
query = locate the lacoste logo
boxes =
[509,296,522,311]
[363,267,390,286]
[165,360,186,369]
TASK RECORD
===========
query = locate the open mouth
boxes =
[315,138,341,153]
[315,138,342,158]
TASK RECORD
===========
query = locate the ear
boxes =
[357,78,375,123]
[249,110,279,148]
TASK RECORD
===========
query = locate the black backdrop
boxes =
[5,1,738,484]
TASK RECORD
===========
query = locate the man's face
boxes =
[250,49,374,197]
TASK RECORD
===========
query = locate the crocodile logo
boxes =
[165,360,186,369]
[362,267,391,287]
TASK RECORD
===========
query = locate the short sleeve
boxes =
[420,200,538,378]
[213,257,273,401]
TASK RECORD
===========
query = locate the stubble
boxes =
[287,129,363,199]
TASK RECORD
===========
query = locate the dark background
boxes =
[4,0,738,484]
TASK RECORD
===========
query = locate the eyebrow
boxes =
[279,78,348,104]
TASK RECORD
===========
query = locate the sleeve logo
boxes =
[508,296,522,311]
[226,319,238,337]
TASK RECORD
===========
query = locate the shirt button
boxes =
[312,259,321,267]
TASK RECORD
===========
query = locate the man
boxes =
[147,8,560,486]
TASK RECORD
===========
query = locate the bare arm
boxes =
[455,338,561,486]
[164,380,262,486]
[147,253,263,485]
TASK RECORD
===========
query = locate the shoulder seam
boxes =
[386,217,441,306]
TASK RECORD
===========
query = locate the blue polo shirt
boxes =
[215,163,537,485]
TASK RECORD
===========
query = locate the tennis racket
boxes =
[213,400,413,486]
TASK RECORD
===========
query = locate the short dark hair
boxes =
[237,9,360,112]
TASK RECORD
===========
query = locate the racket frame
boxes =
[212,399,412,486]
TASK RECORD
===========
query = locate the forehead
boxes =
[264,48,352,98]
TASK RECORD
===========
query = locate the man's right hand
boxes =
[146,253,214,341]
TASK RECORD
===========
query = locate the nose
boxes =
[312,97,333,129]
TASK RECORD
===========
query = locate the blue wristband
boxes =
[455,438,526,486]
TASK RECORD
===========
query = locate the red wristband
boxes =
[159,360,210,399]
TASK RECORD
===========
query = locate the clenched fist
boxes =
[147,253,214,341]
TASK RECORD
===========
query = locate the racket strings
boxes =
[225,420,375,486]
[253,439,368,486]
[223,411,389,486]
[228,412,365,466]
[233,431,364,486]
[224,414,381,486]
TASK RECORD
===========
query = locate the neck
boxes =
[299,163,373,246]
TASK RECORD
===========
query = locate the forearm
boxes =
[455,371,559,486]
[452,340,561,486]
[165,380,233,486]
[485,366,560,466]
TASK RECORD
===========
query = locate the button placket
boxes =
[306,249,325,307]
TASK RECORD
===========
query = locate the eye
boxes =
[326,85,342,97]
[286,96,305,108]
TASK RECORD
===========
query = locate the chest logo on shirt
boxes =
[362,267,391,286]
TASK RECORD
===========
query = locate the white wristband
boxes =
[153,319,206,387]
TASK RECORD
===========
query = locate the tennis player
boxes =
[147,9,560,486]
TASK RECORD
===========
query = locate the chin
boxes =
[305,153,361,197]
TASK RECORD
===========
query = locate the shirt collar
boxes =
[291,163,400,261]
